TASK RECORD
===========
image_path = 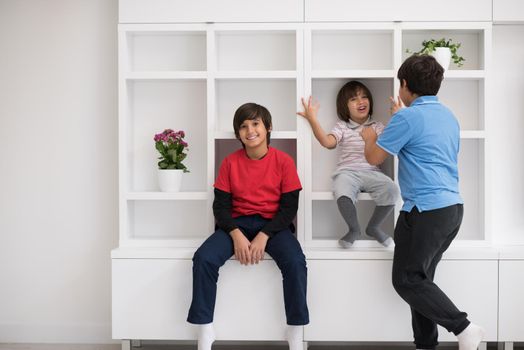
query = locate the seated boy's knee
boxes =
[192,247,213,266]
[384,181,400,204]
[388,178,399,193]
[283,254,307,272]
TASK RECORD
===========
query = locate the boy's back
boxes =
[377,95,462,212]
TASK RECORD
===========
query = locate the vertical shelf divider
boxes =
[303,27,313,247]
[296,25,306,245]
[207,26,217,235]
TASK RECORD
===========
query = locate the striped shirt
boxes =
[330,117,384,172]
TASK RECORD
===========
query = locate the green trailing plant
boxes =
[407,38,465,67]
[154,129,190,172]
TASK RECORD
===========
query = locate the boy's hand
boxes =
[389,96,404,115]
[249,232,269,264]
[297,96,320,122]
[360,126,377,143]
[230,228,251,265]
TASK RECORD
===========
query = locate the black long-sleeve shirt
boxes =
[212,188,299,238]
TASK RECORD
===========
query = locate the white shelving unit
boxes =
[118,23,305,248]
[118,21,490,249]
[114,12,496,346]
[302,22,491,248]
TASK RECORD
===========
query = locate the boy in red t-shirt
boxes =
[187,103,309,350]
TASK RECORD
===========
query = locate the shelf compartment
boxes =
[126,192,208,201]
[127,200,210,241]
[216,30,296,71]
[310,78,395,192]
[126,80,207,192]
[125,71,207,80]
[311,30,394,71]
[439,79,484,130]
[215,79,297,133]
[215,71,297,79]
[457,139,485,241]
[402,29,486,71]
[311,200,395,242]
[311,70,395,79]
[312,192,373,201]
[127,31,206,72]
[214,131,297,140]
[461,130,485,139]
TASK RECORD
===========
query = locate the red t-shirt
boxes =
[214,147,302,219]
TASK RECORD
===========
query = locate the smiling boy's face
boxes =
[238,117,271,150]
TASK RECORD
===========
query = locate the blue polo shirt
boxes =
[377,95,463,212]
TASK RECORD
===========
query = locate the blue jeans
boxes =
[187,215,309,325]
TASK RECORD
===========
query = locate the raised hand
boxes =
[297,96,320,122]
[389,96,404,115]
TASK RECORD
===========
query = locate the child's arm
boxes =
[297,96,337,149]
[260,190,299,236]
[213,188,252,265]
[360,127,389,165]
[249,190,300,264]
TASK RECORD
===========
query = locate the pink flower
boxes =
[154,128,190,172]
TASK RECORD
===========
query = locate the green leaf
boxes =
[167,148,178,163]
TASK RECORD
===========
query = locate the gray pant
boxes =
[332,169,399,206]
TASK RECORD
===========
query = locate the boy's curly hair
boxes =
[398,54,444,96]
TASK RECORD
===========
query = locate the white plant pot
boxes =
[431,47,452,70]
[158,169,183,192]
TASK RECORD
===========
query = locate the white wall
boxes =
[491,25,524,244]
[0,0,118,343]
[0,0,524,344]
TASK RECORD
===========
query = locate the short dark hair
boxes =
[397,54,444,96]
[336,80,374,122]
[233,102,272,147]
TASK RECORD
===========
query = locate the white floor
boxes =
[0,343,516,350]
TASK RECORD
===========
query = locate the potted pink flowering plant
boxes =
[154,129,189,192]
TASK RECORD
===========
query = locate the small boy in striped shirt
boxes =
[297,81,399,248]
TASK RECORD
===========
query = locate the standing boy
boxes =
[360,54,484,350]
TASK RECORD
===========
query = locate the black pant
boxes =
[392,204,469,350]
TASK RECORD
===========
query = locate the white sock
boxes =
[457,323,485,350]
[286,325,303,350]
[198,323,215,350]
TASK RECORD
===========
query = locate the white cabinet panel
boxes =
[112,259,195,339]
[434,260,498,341]
[120,0,303,23]
[499,260,524,341]
[494,0,524,22]
[305,0,492,22]
[112,258,286,340]
[305,259,497,341]
[305,260,412,341]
